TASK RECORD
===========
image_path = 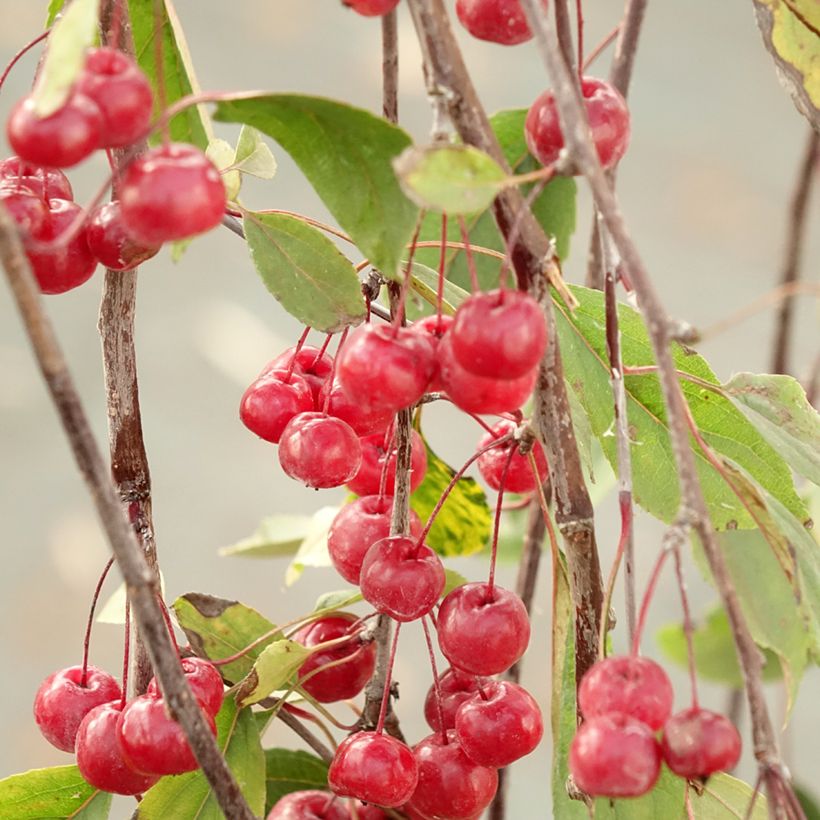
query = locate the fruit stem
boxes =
[81,557,115,687]
[375,622,401,735]
[152,0,171,146]
[310,331,333,371]
[436,213,447,321]
[0,28,50,95]
[597,493,633,659]
[581,22,622,73]
[121,598,130,708]
[321,328,348,415]
[575,0,585,82]
[421,616,448,744]
[156,594,181,656]
[284,326,311,382]
[672,540,700,709]
[487,444,517,599]
[390,214,424,337]
[457,215,479,292]
[377,424,397,501]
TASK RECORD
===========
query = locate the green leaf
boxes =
[32,0,99,116]
[656,604,782,687]
[595,768,685,818]
[410,437,491,557]
[443,568,468,596]
[0,765,111,819]
[243,211,366,333]
[285,506,339,586]
[139,699,265,819]
[233,126,277,179]
[753,0,820,130]
[128,0,211,148]
[554,284,807,530]
[235,640,311,707]
[264,749,329,813]
[97,573,165,624]
[206,137,241,202]
[699,773,768,819]
[313,588,363,613]
[394,144,506,214]
[173,593,281,683]
[723,372,820,485]
[214,95,419,280]
[45,0,66,26]
[407,261,462,318]
[219,514,314,559]
[795,784,820,820]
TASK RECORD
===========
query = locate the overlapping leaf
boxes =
[0,765,110,819]
[264,749,329,812]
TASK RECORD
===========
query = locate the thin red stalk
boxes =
[375,622,401,735]
[377,426,398,500]
[314,331,335,364]
[631,546,670,655]
[321,328,348,414]
[157,595,180,656]
[0,28,50,93]
[597,494,633,657]
[284,326,311,381]
[457,215,480,291]
[582,23,621,73]
[487,444,517,597]
[391,216,424,333]
[120,598,131,709]
[152,0,170,144]
[81,557,115,686]
[575,0,584,79]
[672,544,699,709]
[422,616,447,743]
[436,213,448,320]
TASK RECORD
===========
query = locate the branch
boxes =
[0,210,257,818]
[406,0,604,687]
[771,128,819,375]
[275,708,334,763]
[520,1,798,812]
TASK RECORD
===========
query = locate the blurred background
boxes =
[0,1,818,816]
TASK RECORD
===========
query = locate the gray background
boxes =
[0,1,818,817]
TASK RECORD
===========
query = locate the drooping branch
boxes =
[406,0,604,685]
[0,208,257,818]
[520,1,798,813]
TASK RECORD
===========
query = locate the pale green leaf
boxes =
[97,573,165,624]
[45,0,66,26]
[0,765,111,819]
[206,137,241,201]
[264,749,329,812]
[219,514,314,559]
[235,640,310,707]
[285,506,339,585]
[233,126,277,179]
[313,588,363,613]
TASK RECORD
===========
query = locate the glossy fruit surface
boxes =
[359,536,445,622]
[75,701,158,795]
[342,0,401,15]
[661,708,741,778]
[412,314,453,392]
[266,790,349,819]
[33,665,121,752]
[327,495,422,584]
[146,657,224,717]
[451,289,546,380]
[455,0,539,45]
[295,613,376,703]
[0,185,48,236]
[278,412,362,488]
[578,655,673,731]
[86,201,160,271]
[423,667,491,733]
[328,731,418,808]
[477,420,549,493]
[267,344,334,403]
[117,694,216,775]
[7,94,102,168]
[346,429,427,497]
[0,157,73,200]
[240,370,314,444]
[454,680,543,767]
[406,731,498,820]
[437,583,530,675]
[77,47,153,147]
[319,379,395,437]
[568,712,661,797]
[119,143,225,244]
[525,77,630,171]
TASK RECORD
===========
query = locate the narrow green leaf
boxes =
[45,0,66,26]
[128,0,211,147]
[214,95,419,280]
[313,588,363,613]
[173,593,281,683]
[235,640,310,707]
[219,514,314,559]
[407,261,461,317]
[233,126,277,179]
[243,211,366,333]
[410,438,491,557]
[264,749,329,813]
[723,372,820,485]
[285,506,339,586]
[32,0,99,116]
[0,765,110,819]
[139,699,265,819]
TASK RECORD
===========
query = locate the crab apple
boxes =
[86,201,160,271]
[117,694,216,775]
[337,324,436,414]
[266,344,334,403]
[278,412,362,488]
[327,495,422,585]
[454,680,543,767]
[7,93,102,168]
[359,535,446,622]
[76,47,153,147]
[578,655,673,732]
[294,613,376,703]
[266,790,350,820]
[342,0,401,16]
[75,701,159,795]
[346,428,427,497]
[0,158,73,200]
[406,731,498,820]
[319,379,395,437]
[328,731,418,808]
[146,656,224,717]
[477,419,548,493]
[437,334,536,415]
[119,143,226,245]
[456,0,544,46]
[0,185,48,236]
[351,803,389,819]
[411,314,453,391]
[423,667,492,733]
[568,713,661,798]
[437,583,530,676]
[661,708,741,778]
[451,288,546,380]
[240,370,315,444]
[33,665,121,752]
[525,77,631,171]
[24,199,97,295]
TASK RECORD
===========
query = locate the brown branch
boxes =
[0,208,256,818]
[275,708,334,763]
[406,0,604,686]
[520,2,799,814]
[771,128,819,375]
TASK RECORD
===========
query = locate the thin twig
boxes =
[276,708,334,763]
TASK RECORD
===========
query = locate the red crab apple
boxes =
[477,419,549,493]
[661,708,742,778]
[345,428,427,497]
[455,0,546,46]
[86,201,160,271]
[342,0,401,16]
[423,667,492,733]
[239,370,314,444]
[266,790,350,819]
[146,656,224,717]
